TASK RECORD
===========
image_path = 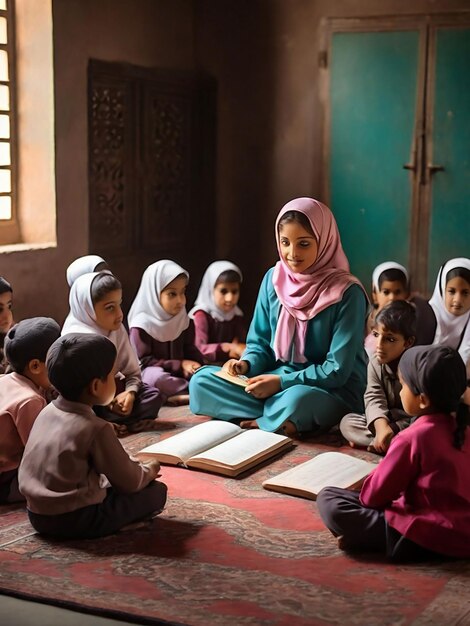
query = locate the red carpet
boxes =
[0,407,469,625]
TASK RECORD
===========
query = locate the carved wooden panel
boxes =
[88,77,134,252]
[141,91,191,248]
[88,60,216,277]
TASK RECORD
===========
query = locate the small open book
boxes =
[212,369,249,387]
[138,421,294,477]
[262,451,379,500]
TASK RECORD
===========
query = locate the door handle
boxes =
[427,163,445,174]
[403,162,417,172]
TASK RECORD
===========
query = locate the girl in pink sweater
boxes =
[317,344,470,561]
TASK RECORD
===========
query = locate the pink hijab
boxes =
[272,197,363,363]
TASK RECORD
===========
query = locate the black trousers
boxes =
[316,486,438,562]
[0,469,24,504]
[28,481,167,539]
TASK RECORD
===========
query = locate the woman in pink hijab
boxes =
[189,198,368,435]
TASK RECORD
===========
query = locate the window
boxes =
[0,0,15,223]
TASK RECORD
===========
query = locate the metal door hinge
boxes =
[318,50,328,68]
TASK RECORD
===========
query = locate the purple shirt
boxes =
[192,310,247,362]
[129,322,203,375]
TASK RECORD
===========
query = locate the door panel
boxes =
[427,27,470,289]
[329,31,420,288]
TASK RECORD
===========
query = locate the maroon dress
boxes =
[129,322,203,400]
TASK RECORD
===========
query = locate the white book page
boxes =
[189,429,289,469]
[263,452,378,494]
[139,421,242,463]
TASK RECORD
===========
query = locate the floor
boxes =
[0,594,141,626]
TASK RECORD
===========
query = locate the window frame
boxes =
[0,0,19,243]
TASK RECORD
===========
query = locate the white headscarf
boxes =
[61,271,136,370]
[189,260,243,322]
[66,255,107,287]
[429,257,470,365]
[127,260,190,342]
[372,261,409,292]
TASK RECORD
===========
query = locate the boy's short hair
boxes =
[0,276,12,294]
[374,300,416,340]
[377,268,408,290]
[4,317,61,373]
[47,333,116,401]
[215,269,242,285]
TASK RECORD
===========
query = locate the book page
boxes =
[188,429,291,470]
[263,452,379,499]
[212,369,249,387]
[139,421,243,463]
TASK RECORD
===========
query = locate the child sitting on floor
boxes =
[128,260,203,404]
[340,301,415,454]
[189,260,247,363]
[19,333,167,539]
[365,261,435,358]
[62,271,162,435]
[0,276,14,374]
[0,317,61,503]
[66,254,109,287]
[429,257,470,372]
[317,345,470,561]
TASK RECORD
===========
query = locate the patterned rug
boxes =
[0,406,469,625]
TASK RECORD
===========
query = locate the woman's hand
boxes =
[222,359,249,376]
[182,359,201,379]
[110,390,136,416]
[245,374,281,399]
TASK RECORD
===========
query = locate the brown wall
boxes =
[194,0,469,311]
[2,0,469,323]
[1,0,195,324]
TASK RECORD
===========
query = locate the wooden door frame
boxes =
[318,13,469,293]
[419,14,470,290]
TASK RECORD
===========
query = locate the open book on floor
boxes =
[138,420,294,477]
[262,451,379,500]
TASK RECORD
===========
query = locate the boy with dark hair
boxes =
[340,300,416,454]
[0,317,61,503]
[19,333,167,539]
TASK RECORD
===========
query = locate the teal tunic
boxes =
[189,268,367,432]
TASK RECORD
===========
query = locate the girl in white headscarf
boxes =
[189,261,246,363]
[66,255,108,287]
[429,257,470,369]
[128,260,203,403]
[365,261,436,358]
[62,271,162,434]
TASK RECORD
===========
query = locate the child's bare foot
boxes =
[281,420,297,437]
[111,422,129,438]
[128,418,159,433]
[240,419,259,429]
[337,535,347,550]
[166,394,190,406]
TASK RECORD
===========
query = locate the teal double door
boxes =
[325,16,470,293]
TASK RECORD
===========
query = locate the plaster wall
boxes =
[1,0,194,324]
[194,0,470,310]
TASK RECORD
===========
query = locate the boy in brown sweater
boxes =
[19,333,167,539]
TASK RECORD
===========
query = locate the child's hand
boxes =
[223,359,249,376]
[368,418,394,454]
[182,360,201,379]
[245,374,281,399]
[110,391,136,416]
[143,459,161,480]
